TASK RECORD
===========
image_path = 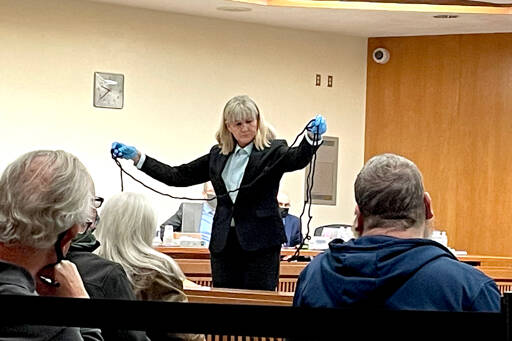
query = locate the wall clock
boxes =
[93,72,124,109]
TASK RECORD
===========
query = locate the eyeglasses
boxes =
[94,196,104,209]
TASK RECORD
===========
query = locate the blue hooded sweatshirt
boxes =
[293,236,500,312]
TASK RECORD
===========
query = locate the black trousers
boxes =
[210,227,281,291]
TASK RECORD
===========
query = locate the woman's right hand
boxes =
[111,141,140,162]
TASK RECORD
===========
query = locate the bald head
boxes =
[277,192,290,208]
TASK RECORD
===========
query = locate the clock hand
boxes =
[99,86,111,100]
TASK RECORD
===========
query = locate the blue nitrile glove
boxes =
[306,114,327,136]
[111,142,138,160]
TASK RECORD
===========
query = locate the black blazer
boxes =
[141,138,320,253]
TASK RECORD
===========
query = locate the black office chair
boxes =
[313,224,352,237]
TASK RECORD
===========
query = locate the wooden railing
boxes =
[477,266,512,295]
[176,258,304,293]
[173,252,512,296]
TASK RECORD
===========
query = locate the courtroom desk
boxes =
[176,259,306,277]
[161,246,512,294]
[175,258,307,292]
[157,246,512,266]
[456,256,512,294]
[184,286,293,306]
[475,266,512,295]
[458,255,512,267]
[157,246,211,259]
[155,246,322,259]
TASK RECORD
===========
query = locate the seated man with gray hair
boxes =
[293,153,500,311]
[0,150,103,340]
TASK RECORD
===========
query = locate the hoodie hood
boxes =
[298,236,456,308]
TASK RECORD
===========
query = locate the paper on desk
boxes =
[183,279,210,290]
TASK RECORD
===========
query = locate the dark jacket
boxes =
[0,260,103,341]
[141,138,319,253]
[67,235,149,341]
[283,213,302,247]
[293,236,501,312]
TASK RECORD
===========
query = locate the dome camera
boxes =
[372,48,390,64]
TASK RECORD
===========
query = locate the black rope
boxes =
[290,130,319,260]
[112,120,322,253]
[119,163,124,192]
[113,157,210,201]
[113,121,316,201]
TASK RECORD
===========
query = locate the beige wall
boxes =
[0,0,367,232]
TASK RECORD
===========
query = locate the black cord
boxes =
[119,164,124,192]
[113,157,212,201]
[112,120,323,255]
[290,131,319,261]
[112,120,316,202]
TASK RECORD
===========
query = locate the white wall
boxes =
[0,0,367,234]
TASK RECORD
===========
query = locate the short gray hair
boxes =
[215,95,276,155]
[355,153,425,231]
[0,150,94,248]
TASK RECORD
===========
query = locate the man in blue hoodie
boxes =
[293,153,500,312]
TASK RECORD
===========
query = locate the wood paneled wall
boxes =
[366,33,512,256]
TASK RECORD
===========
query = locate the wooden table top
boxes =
[183,286,294,306]
[156,246,512,267]
[155,246,323,258]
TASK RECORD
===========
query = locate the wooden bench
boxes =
[184,287,294,306]
[182,283,294,340]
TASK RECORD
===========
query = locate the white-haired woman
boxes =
[95,192,203,341]
[111,95,326,290]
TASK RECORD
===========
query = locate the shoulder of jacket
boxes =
[268,139,288,149]
[210,144,221,152]
[290,214,300,222]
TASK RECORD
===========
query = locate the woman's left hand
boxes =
[307,114,327,136]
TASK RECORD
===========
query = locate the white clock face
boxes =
[94,72,124,109]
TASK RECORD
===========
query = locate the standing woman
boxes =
[112,95,326,290]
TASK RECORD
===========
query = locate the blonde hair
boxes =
[215,95,276,155]
[0,150,94,248]
[95,192,185,291]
